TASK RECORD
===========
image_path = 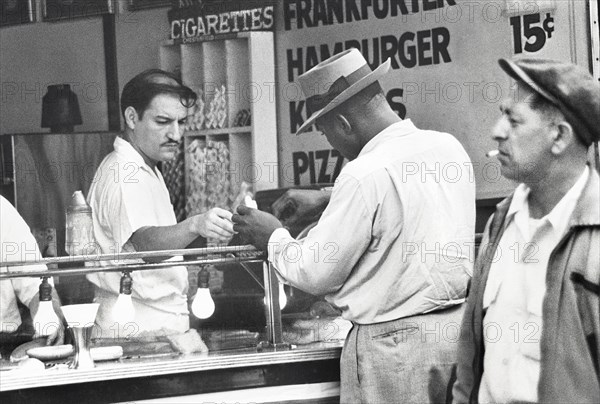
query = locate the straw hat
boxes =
[296,48,391,135]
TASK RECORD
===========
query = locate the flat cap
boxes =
[499,57,600,146]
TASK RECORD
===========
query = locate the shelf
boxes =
[184,126,252,137]
[160,31,278,223]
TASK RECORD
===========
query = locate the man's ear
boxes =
[551,120,575,155]
[335,113,352,135]
[124,106,138,130]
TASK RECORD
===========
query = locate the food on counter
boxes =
[9,338,46,363]
[90,346,123,361]
[93,337,175,357]
[17,357,45,371]
[167,329,208,354]
[202,329,259,351]
[12,341,123,364]
[26,344,74,361]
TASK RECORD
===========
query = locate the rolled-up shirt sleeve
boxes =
[267,175,372,296]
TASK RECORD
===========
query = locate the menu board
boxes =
[273,0,591,199]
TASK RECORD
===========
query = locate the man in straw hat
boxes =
[233,48,475,402]
[452,58,600,403]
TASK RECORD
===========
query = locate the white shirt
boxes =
[269,120,475,324]
[0,196,49,333]
[479,166,589,403]
[87,137,189,336]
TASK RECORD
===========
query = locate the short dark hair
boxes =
[120,69,197,119]
[527,91,587,146]
[528,92,561,118]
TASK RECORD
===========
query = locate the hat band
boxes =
[305,64,372,116]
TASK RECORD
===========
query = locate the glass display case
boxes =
[0,245,344,403]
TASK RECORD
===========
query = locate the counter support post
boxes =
[260,261,289,350]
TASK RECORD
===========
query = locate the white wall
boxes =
[115,5,172,125]
[0,0,172,135]
[0,1,173,232]
[0,16,107,134]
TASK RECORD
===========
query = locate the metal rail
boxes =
[0,245,286,349]
[0,255,265,279]
[1,245,261,268]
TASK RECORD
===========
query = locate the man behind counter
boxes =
[233,49,475,403]
[87,69,234,337]
[1,195,64,349]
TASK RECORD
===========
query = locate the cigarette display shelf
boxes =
[159,32,278,221]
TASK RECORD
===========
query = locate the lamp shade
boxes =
[41,84,82,133]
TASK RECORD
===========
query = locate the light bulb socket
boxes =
[38,277,53,301]
[119,272,133,295]
[197,268,210,289]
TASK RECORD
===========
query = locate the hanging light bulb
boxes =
[278,283,287,310]
[191,268,215,319]
[111,271,135,325]
[263,282,288,310]
[33,277,60,336]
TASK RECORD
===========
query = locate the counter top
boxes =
[0,342,342,392]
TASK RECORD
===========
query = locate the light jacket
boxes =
[452,167,600,403]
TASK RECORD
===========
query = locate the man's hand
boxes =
[192,207,235,241]
[231,205,283,251]
[271,189,331,227]
[44,324,65,346]
[32,322,65,346]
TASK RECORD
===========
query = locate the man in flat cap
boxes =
[233,48,475,402]
[452,58,600,403]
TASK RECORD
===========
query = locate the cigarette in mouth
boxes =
[486,150,499,158]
